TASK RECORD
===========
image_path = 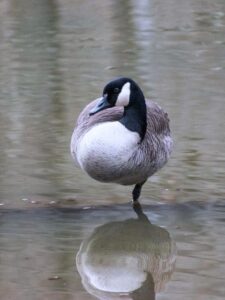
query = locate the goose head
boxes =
[89,77,147,140]
[89,77,145,115]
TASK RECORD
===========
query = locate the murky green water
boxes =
[1,203,225,300]
[0,0,225,299]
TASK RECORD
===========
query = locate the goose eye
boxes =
[113,88,120,94]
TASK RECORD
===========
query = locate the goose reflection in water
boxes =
[76,204,176,300]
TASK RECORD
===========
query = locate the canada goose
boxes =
[70,77,172,202]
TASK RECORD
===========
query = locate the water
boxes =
[0,203,225,299]
[0,0,225,299]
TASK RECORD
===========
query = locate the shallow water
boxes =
[1,202,225,300]
[0,0,225,299]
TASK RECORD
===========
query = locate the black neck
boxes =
[119,88,147,141]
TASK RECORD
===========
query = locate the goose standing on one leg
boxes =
[70,77,172,203]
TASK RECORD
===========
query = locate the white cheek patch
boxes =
[116,82,130,107]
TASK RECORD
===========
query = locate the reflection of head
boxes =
[76,209,176,300]
[132,272,155,300]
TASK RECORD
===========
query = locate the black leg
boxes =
[132,180,146,202]
[132,196,150,223]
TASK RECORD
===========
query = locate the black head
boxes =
[89,77,144,115]
[89,77,147,140]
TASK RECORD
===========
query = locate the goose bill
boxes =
[89,96,112,116]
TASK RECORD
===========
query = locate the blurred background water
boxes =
[0,0,225,299]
